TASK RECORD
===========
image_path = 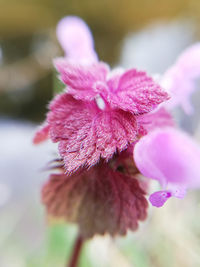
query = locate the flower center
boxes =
[93,81,108,110]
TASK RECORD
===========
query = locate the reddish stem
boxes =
[67,234,83,267]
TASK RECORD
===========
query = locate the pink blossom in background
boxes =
[133,43,200,207]
[56,16,98,64]
[134,128,200,207]
[161,43,200,114]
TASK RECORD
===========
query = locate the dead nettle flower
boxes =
[33,16,172,240]
[34,16,200,266]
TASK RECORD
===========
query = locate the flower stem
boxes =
[67,234,83,267]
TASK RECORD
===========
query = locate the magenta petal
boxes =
[134,128,200,205]
[138,107,175,132]
[162,43,200,114]
[107,69,169,115]
[47,93,139,174]
[106,68,124,92]
[56,16,98,63]
[54,59,109,101]
[149,187,186,207]
[58,110,139,174]
[33,124,50,144]
[149,191,172,207]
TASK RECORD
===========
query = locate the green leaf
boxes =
[53,69,65,95]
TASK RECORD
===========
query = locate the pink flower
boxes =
[134,128,200,207]
[56,16,98,64]
[34,17,169,175]
[35,16,200,215]
[132,43,200,207]
[34,16,200,236]
[33,17,174,233]
[161,43,200,114]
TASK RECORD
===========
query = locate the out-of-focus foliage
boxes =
[1,0,200,121]
[1,0,200,61]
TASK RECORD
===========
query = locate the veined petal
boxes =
[47,93,139,174]
[134,128,200,206]
[54,58,109,101]
[56,16,98,63]
[161,43,200,114]
[106,69,169,115]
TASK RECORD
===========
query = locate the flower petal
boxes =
[149,187,186,207]
[106,68,124,92]
[138,107,175,132]
[106,69,169,115]
[47,93,139,174]
[42,164,148,238]
[33,124,50,144]
[134,128,200,206]
[54,58,109,101]
[149,190,172,207]
[56,16,98,63]
[161,43,200,114]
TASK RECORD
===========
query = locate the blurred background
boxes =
[1,0,200,266]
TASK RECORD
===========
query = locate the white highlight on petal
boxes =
[96,95,105,110]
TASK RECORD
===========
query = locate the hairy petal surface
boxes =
[56,16,98,63]
[134,128,200,207]
[54,59,109,101]
[161,43,200,114]
[42,164,148,238]
[47,93,96,143]
[47,93,139,174]
[106,69,169,114]
[106,68,124,92]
